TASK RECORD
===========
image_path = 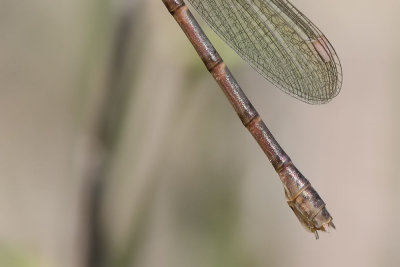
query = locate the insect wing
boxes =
[186,0,342,104]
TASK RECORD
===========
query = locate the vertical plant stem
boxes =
[85,1,143,267]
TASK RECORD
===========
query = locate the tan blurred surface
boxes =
[0,0,399,267]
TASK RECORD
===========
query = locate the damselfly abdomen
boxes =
[162,0,341,238]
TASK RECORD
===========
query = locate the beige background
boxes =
[0,0,399,266]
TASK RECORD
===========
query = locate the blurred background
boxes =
[1,0,399,266]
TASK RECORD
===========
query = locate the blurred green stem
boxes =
[85,1,143,267]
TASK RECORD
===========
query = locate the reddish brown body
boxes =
[162,0,335,238]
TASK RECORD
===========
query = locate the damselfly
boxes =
[162,0,342,239]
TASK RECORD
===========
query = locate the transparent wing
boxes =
[186,0,342,104]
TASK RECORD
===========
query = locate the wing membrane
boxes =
[186,0,342,104]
